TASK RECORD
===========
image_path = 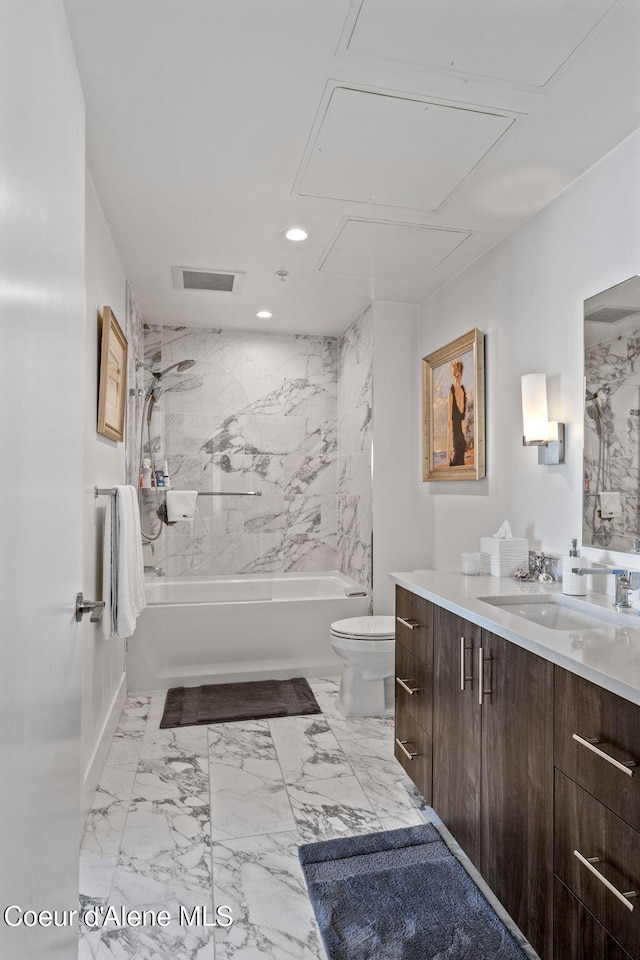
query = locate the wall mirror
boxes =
[583,275,640,552]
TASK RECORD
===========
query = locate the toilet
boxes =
[329,616,396,718]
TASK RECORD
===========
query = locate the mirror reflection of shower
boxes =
[585,382,613,546]
[583,274,640,552]
[136,358,197,540]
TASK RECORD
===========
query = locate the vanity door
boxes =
[480,630,554,960]
[432,605,482,864]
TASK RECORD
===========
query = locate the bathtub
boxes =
[126,571,370,692]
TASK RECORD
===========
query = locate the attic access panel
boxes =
[319,218,471,284]
[297,86,515,212]
[346,0,617,87]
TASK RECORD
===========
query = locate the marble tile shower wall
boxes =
[337,306,373,590]
[141,324,340,576]
[584,327,640,551]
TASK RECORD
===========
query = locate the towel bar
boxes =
[95,486,262,498]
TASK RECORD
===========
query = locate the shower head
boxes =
[586,399,603,437]
[153,359,197,379]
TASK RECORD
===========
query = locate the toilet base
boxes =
[335,666,394,719]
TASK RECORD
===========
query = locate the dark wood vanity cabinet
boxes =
[394,585,640,959]
[431,607,554,959]
[394,586,433,804]
[554,670,640,960]
[431,606,482,862]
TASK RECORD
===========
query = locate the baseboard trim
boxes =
[81,672,127,825]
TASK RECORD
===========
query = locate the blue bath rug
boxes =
[159,677,321,727]
[299,823,529,960]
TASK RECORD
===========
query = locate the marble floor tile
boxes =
[140,725,209,764]
[208,721,295,841]
[338,733,418,818]
[79,852,118,902]
[268,715,354,786]
[114,696,153,739]
[211,831,323,960]
[103,736,145,772]
[94,922,214,960]
[113,794,212,914]
[287,773,381,844]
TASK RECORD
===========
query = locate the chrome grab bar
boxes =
[572,734,636,777]
[396,677,418,695]
[395,738,417,760]
[573,850,637,911]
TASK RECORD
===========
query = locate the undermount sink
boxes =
[478,594,617,632]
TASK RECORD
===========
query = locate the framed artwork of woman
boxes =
[422,328,485,481]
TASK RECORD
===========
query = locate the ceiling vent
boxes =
[171,266,245,294]
[585,306,639,324]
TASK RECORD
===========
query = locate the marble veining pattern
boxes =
[337,306,372,591]
[584,326,640,552]
[80,679,538,959]
[142,325,339,577]
[79,680,424,959]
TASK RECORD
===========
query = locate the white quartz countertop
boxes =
[389,570,640,706]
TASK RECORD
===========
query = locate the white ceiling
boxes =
[63,0,640,337]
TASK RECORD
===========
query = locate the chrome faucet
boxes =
[144,564,166,577]
[572,567,640,609]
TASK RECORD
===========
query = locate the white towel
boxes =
[166,490,198,522]
[103,485,147,638]
[598,491,622,519]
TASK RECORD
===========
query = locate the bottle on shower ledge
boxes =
[141,459,152,488]
[162,460,171,489]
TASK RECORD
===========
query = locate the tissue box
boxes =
[480,537,529,577]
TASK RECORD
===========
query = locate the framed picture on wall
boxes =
[97,306,128,442]
[422,327,485,481]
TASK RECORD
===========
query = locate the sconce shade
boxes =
[521,373,549,444]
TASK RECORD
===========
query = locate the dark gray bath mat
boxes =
[299,823,530,960]
[159,676,321,728]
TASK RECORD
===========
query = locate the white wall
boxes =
[419,128,640,574]
[372,302,423,611]
[81,173,128,818]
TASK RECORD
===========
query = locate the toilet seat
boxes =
[330,615,395,640]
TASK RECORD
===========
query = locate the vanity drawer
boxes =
[395,644,432,735]
[395,586,433,665]
[394,709,432,803]
[555,668,640,831]
[555,770,640,958]
[554,876,633,960]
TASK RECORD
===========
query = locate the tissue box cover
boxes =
[480,537,529,577]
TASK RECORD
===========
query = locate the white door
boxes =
[0,3,86,957]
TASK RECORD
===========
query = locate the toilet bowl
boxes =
[329,616,395,718]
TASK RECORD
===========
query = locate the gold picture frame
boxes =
[422,328,485,481]
[97,306,128,442]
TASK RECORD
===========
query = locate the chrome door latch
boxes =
[75,592,105,623]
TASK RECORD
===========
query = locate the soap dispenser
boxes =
[563,539,586,596]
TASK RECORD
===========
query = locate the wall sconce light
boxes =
[521,373,565,464]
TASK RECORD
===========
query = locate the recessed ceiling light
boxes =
[256,310,273,319]
[284,227,308,242]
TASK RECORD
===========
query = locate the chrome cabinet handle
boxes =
[478,648,493,705]
[573,850,637,912]
[460,636,473,691]
[396,677,418,695]
[573,734,637,778]
[395,738,418,760]
[75,592,105,623]
[396,616,420,630]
